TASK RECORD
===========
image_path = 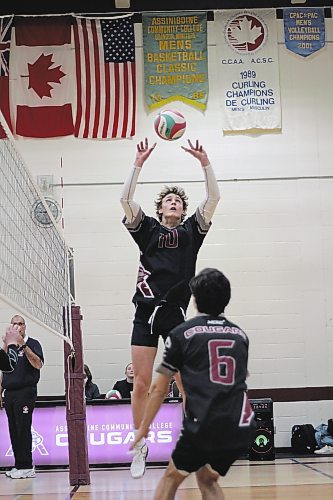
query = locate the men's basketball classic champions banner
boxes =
[215,9,281,132]
[283,8,325,58]
[142,12,208,111]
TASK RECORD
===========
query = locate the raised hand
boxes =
[181,139,210,167]
[134,138,157,168]
[4,325,23,347]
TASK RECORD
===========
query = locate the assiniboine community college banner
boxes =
[142,12,208,110]
[215,9,281,132]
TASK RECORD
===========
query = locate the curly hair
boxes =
[154,185,188,222]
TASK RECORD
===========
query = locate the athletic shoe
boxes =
[130,443,148,478]
[314,445,333,455]
[9,468,36,479]
[5,468,17,477]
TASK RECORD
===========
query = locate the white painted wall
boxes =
[2,16,333,447]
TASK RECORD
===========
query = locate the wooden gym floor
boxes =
[1,456,333,499]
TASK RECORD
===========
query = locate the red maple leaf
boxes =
[27,53,66,98]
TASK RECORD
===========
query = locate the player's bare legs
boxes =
[130,345,157,478]
[173,372,186,412]
[196,465,224,500]
[153,459,187,500]
[131,345,157,427]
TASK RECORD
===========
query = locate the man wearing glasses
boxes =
[1,315,44,479]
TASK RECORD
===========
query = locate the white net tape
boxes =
[0,120,72,343]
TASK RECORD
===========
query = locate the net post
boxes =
[64,305,90,486]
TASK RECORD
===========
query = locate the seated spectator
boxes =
[111,362,134,399]
[84,364,100,400]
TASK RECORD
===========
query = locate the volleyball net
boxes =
[0,112,73,346]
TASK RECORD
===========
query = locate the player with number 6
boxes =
[131,268,255,499]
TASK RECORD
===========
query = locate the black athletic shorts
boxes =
[171,429,244,476]
[131,301,186,347]
[131,302,163,348]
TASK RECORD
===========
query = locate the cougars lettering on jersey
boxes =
[123,208,210,308]
[157,314,255,452]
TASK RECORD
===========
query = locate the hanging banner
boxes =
[283,8,325,57]
[215,9,281,133]
[142,12,208,111]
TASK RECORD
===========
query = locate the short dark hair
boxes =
[154,186,188,222]
[189,268,231,315]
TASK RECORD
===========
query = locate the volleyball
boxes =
[154,109,186,141]
[105,389,122,400]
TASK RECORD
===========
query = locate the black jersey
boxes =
[0,346,18,372]
[123,208,210,309]
[157,315,255,451]
[112,379,133,399]
[2,337,44,391]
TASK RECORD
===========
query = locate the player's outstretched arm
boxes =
[130,373,170,450]
[120,138,157,223]
[182,139,220,224]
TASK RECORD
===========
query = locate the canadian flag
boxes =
[9,16,75,138]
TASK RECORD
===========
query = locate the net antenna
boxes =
[0,111,74,351]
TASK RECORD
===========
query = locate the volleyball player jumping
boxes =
[120,138,220,478]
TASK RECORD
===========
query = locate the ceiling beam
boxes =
[1,1,332,17]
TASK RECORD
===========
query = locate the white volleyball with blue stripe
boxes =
[154,109,186,141]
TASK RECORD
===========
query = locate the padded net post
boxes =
[64,305,90,486]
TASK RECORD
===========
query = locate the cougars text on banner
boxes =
[142,12,208,111]
[73,15,136,139]
[215,9,281,132]
[9,16,75,138]
[283,7,325,58]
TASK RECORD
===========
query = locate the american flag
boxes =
[73,16,136,139]
[0,15,13,138]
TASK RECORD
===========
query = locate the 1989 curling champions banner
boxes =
[215,9,281,132]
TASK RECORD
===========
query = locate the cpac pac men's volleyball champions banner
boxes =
[142,12,208,111]
[283,8,325,58]
[215,9,281,132]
